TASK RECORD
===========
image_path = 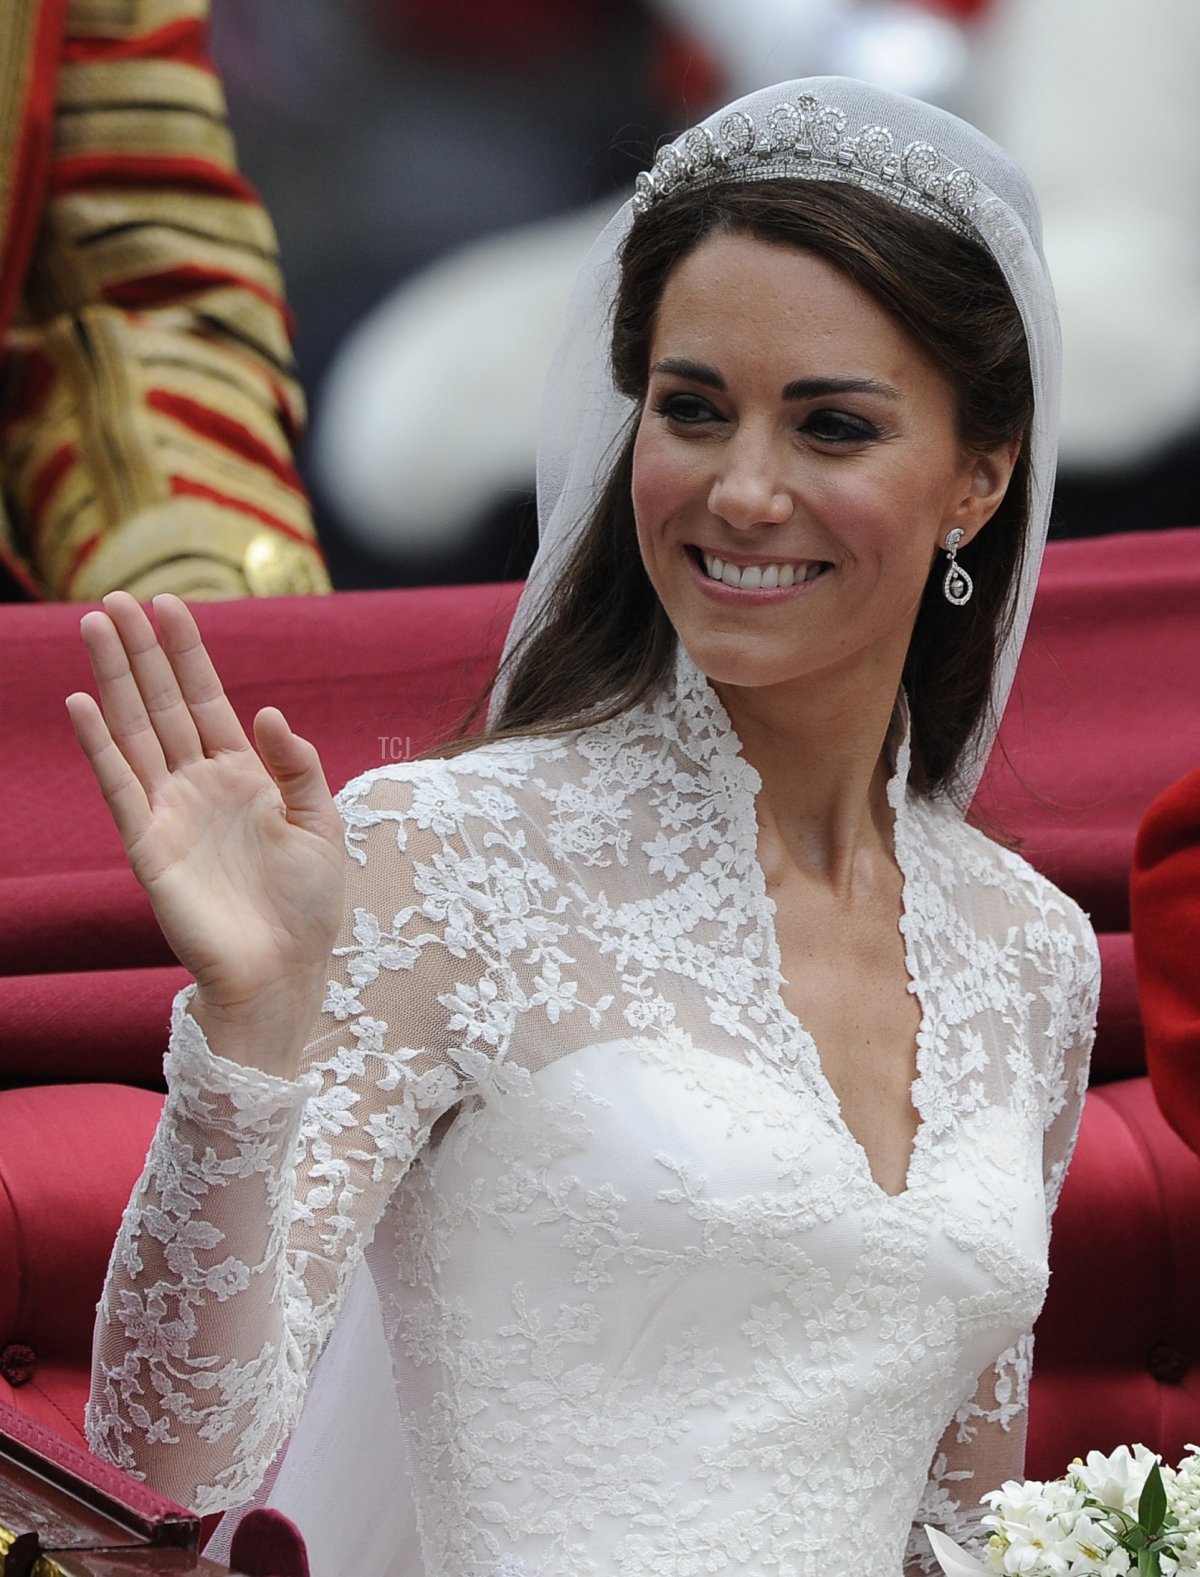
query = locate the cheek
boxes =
[631,427,700,547]
[819,459,957,563]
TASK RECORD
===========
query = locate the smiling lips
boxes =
[699,550,828,591]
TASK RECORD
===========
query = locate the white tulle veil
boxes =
[209,78,1060,1574]
[498,74,1061,808]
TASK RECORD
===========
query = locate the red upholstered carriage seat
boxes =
[1,534,1198,1486]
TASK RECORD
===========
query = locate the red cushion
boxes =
[0,966,188,1089]
[1091,932,1145,1084]
[0,868,173,977]
[228,1508,311,1577]
[0,1084,163,1360]
[0,1361,90,1447]
[1028,1077,1200,1476]
[977,526,1200,934]
[1131,766,1200,1157]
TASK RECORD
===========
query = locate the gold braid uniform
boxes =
[0,0,331,599]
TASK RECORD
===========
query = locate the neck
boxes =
[709,666,903,894]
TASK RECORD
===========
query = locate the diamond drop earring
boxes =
[942,528,974,606]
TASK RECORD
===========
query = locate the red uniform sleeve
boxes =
[0,0,330,599]
[1131,765,1200,1157]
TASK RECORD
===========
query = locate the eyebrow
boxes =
[649,357,901,403]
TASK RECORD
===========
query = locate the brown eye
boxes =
[804,411,879,444]
[654,393,722,425]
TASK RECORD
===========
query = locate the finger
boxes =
[152,595,253,756]
[254,708,338,836]
[66,690,153,849]
[100,591,207,772]
[79,606,171,793]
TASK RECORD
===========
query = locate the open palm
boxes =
[67,593,345,1072]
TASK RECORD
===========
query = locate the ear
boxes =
[946,436,1021,547]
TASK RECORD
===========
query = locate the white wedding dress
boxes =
[87,652,1098,1577]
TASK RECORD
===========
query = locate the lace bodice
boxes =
[88,654,1099,1577]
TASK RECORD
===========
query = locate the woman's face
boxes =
[631,231,1013,704]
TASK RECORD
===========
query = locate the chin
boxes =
[676,632,807,695]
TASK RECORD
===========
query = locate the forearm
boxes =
[87,992,319,1513]
[906,1338,1032,1577]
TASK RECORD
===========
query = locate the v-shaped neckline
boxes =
[666,649,936,1204]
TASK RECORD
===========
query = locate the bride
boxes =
[69,77,1098,1577]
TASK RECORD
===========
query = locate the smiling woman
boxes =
[633,235,1014,701]
[494,175,1033,801]
[75,78,1096,1577]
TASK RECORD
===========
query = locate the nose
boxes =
[706,428,794,531]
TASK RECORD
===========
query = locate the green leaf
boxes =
[1139,1464,1169,1536]
[1137,1547,1161,1577]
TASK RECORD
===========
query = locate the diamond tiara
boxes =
[632,93,979,238]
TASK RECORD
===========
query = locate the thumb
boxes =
[253,707,336,832]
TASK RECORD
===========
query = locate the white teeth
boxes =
[700,551,822,589]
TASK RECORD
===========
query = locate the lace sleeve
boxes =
[904,1338,1035,1575]
[86,766,497,1513]
[904,902,1100,1575]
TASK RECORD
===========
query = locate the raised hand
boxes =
[67,592,345,1076]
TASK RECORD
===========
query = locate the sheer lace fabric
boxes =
[88,653,1098,1577]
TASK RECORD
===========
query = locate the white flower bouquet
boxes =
[926,1444,1200,1576]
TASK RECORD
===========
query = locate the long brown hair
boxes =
[468,178,1034,797]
